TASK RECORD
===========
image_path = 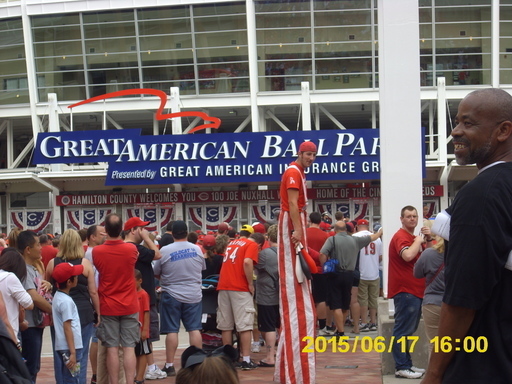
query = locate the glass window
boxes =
[255,0,310,13]
[35,56,83,73]
[421,1,491,87]
[257,28,311,45]
[194,2,246,16]
[139,18,191,35]
[82,10,134,24]
[32,14,79,27]
[85,37,137,55]
[83,22,136,40]
[138,6,189,21]
[500,5,512,84]
[140,35,193,53]
[313,0,372,11]
[314,10,372,27]
[33,25,81,42]
[141,49,194,67]
[0,17,27,105]
[34,41,82,58]
[88,67,140,97]
[194,15,246,32]
[195,31,248,49]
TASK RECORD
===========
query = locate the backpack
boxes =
[0,322,32,384]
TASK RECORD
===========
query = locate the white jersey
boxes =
[353,230,382,280]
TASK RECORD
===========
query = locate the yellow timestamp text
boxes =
[430,336,488,353]
[301,336,419,354]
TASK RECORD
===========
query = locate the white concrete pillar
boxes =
[301,82,311,131]
[170,87,182,135]
[378,0,423,299]
[437,77,450,211]
[246,0,260,132]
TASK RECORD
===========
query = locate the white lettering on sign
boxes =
[160,166,200,178]
[40,136,252,163]
[362,161,380,173]
[111,170,157,179]
[205,164,272,176]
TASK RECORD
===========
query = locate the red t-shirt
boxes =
[279,162,307,212]
[217,238,258,292]
[306,227,329,252]
[388,228,425,299]
[41,245,58,269]
[137,288,150,339]
[92,239,139,316]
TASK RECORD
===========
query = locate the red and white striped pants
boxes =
[275,210,316,384]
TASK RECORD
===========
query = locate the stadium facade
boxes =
[0,0,507,233]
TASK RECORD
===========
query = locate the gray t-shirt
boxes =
[153,241,205,304]
[413,247,445,306]
[320,232,371,271]
[255,246,279,306]
[22,264,40,328]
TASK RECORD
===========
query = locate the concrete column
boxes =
[170,87,182,135]
[378,0,423,299]
[437,77,450,211]
[48,93,62,173]
[246,0,260,132]
[301,82,311,131]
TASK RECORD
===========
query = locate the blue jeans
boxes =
[79,322,94,384]
[58,348,83,384]
[392,292,422,371]
[52,322,94,384]
[21,326,44,383]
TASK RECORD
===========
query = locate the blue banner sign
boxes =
[34,129,383,186]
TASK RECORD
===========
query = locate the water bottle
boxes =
[61,352,80,377]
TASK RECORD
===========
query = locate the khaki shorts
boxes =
[96,313,139,348]
[217,290,255,332]
[357,278,380,309]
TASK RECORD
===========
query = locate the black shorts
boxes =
[257,304,280,332]
[312,273,328,303]
[352,270,360,287]
[327,270,354,310]
[135,339,152,357]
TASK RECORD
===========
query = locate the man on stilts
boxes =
[275,141,317,384]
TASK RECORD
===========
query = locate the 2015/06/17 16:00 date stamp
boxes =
[302,336,489,354]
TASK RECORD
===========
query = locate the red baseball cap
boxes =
[124,217,150,231]
[252,222,266,234]
[52,262,84,284]
[299,141,317,153]
[357,219,369,226]
[218,222,230,233]
[203,235,216,247]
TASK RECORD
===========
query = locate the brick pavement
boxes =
[36,335,383,384]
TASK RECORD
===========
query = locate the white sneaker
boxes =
[145,367,167,380]
[411,366,425,374]
[318,327,334,336]
[395,369,423,379]
[251,342,261,353]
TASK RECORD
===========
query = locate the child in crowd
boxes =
[135,269,151,384]
[52,262,84,384]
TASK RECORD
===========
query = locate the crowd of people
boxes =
[0,208,386,384]
[0,88,510,384]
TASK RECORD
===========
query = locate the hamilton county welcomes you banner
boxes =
[33,129,394,186]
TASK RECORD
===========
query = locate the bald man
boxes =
[319,221,381,337]
[422,89,512,384]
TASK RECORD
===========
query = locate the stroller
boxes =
[201,275,222,351]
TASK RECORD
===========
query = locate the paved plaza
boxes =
[36,325,421,384]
